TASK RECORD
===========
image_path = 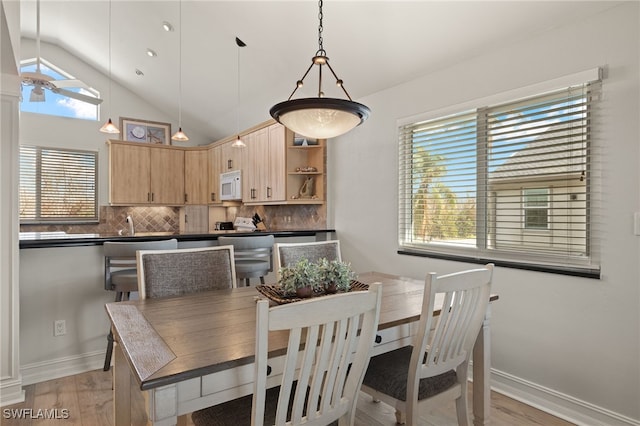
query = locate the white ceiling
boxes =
[19,0,620,141]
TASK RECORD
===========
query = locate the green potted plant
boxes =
[278,258,321,298]
[319,258,356,293]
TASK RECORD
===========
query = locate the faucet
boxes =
[126,215,135,236]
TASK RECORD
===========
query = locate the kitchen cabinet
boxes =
[184,149,209,205]
[286,135,325,203]
[243,123,286,204]
[220,139,243,172]
[108,141,185,205]
[208,144,222,204]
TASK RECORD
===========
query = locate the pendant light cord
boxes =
[178,0,182,128]
[107,1,112,118]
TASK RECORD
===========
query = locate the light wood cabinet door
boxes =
[220,140,243,172]
[267,123,286,202]
[243,127,269,202]
[208,145,222,204]
[149,147,184,204]
[184,150,209,205]
[109,143,151,204]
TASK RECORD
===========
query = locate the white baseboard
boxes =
[20,350,105,386]
[490,368,640,426]
[0,377,26,406]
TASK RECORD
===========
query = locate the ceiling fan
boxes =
[21,0,103,106]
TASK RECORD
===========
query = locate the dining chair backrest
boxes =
[361,264,494,425]
[253,282,383,426]
[103,239,178,292]
[274,240,342,275]
[136,246,237,299]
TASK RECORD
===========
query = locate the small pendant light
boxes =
[269,0,370,139]
[100,0,120,134]
[172,0,189,142]
[232,37,247,148]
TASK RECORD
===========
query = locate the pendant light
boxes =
[99,0,120,134]
[269,0,370,139]
[171,0,189,142]
[231,37,247,148]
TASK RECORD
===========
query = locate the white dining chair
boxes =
[191,282,383,426]
[361,264,494,426]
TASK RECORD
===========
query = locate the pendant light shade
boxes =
[271,98,370,140]
[100,0,120,134]
[172,127,189,141]
[100,118,120,134]
[172,0,188,142]
[269,0,370,139]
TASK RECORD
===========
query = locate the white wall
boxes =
[330,2,639,425]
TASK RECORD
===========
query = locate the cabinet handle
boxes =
[211,192,216,202]
[184,193,188,203]
[151,193,154,202]
[228,159,232,169]
[251,188,256,199]
[267,187,272,198]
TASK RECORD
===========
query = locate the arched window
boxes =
[20,58,100,120]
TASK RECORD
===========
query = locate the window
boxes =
[20,58,100,120]
[398,74,600,278]
[523,188,549,230]
[20,146,98,223]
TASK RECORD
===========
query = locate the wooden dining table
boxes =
[106,271,498,426]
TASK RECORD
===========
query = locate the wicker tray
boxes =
[256,280,369,305]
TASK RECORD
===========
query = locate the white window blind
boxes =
[20,146,98,223]
[398,80,600,278]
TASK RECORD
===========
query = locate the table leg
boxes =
[472,304,491,426]
[114,341,132,426]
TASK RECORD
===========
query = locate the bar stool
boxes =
[218,235,274,287]
[102,238,177,371]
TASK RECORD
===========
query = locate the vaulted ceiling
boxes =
[19,1,620,141]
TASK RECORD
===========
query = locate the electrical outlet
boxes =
[54,320,66,337]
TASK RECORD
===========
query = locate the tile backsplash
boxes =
[20,204,326,235]
[20,206,181,235]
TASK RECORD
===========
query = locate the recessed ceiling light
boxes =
[162,21,174,32]
[146,48,157,57]
[135,69,144,76]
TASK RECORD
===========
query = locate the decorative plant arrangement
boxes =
[278,258,357,298]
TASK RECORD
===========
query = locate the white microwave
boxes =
[220,170,242,200]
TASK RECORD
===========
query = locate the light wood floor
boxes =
[1,369,575,426]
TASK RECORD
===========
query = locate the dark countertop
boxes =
[19,229,336,249]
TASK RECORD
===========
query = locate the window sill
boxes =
[397,249,601,280]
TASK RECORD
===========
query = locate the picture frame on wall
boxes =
[120,117,172,145]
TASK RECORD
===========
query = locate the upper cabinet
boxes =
[208,144,222,204]
[184,149,209,205]
[220,139,244,172]
[286,135,326,204]
[108,141,185,205]
[108,120,326,207]
[243,123,287,204]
